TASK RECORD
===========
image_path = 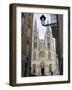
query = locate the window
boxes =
[34,42,37,49]
[34,36,37,40]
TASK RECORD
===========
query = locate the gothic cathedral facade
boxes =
[31,19,60,76]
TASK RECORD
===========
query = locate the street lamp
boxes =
[40,15,46,25]
[40,14,57,27]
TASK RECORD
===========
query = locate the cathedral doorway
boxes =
[40,62,45,75]
[41,68,44,75]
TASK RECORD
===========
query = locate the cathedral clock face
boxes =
[39,51,45,58]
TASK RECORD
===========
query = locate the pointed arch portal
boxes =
[40,62,45,75]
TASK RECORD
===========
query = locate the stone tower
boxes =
[31,19,60,76]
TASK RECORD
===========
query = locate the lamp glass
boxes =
[41,18,45,25]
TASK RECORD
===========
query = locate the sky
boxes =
[33,13,51,39]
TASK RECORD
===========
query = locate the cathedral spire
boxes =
[34,19,37,32]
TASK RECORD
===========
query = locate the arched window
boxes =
[34,42,37,49]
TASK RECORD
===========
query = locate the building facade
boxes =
[21,13,33,77]
[31,19,60,76]
[50,14,63,75]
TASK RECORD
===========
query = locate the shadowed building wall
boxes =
[21,13,33,77]
[51,14,63,75]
